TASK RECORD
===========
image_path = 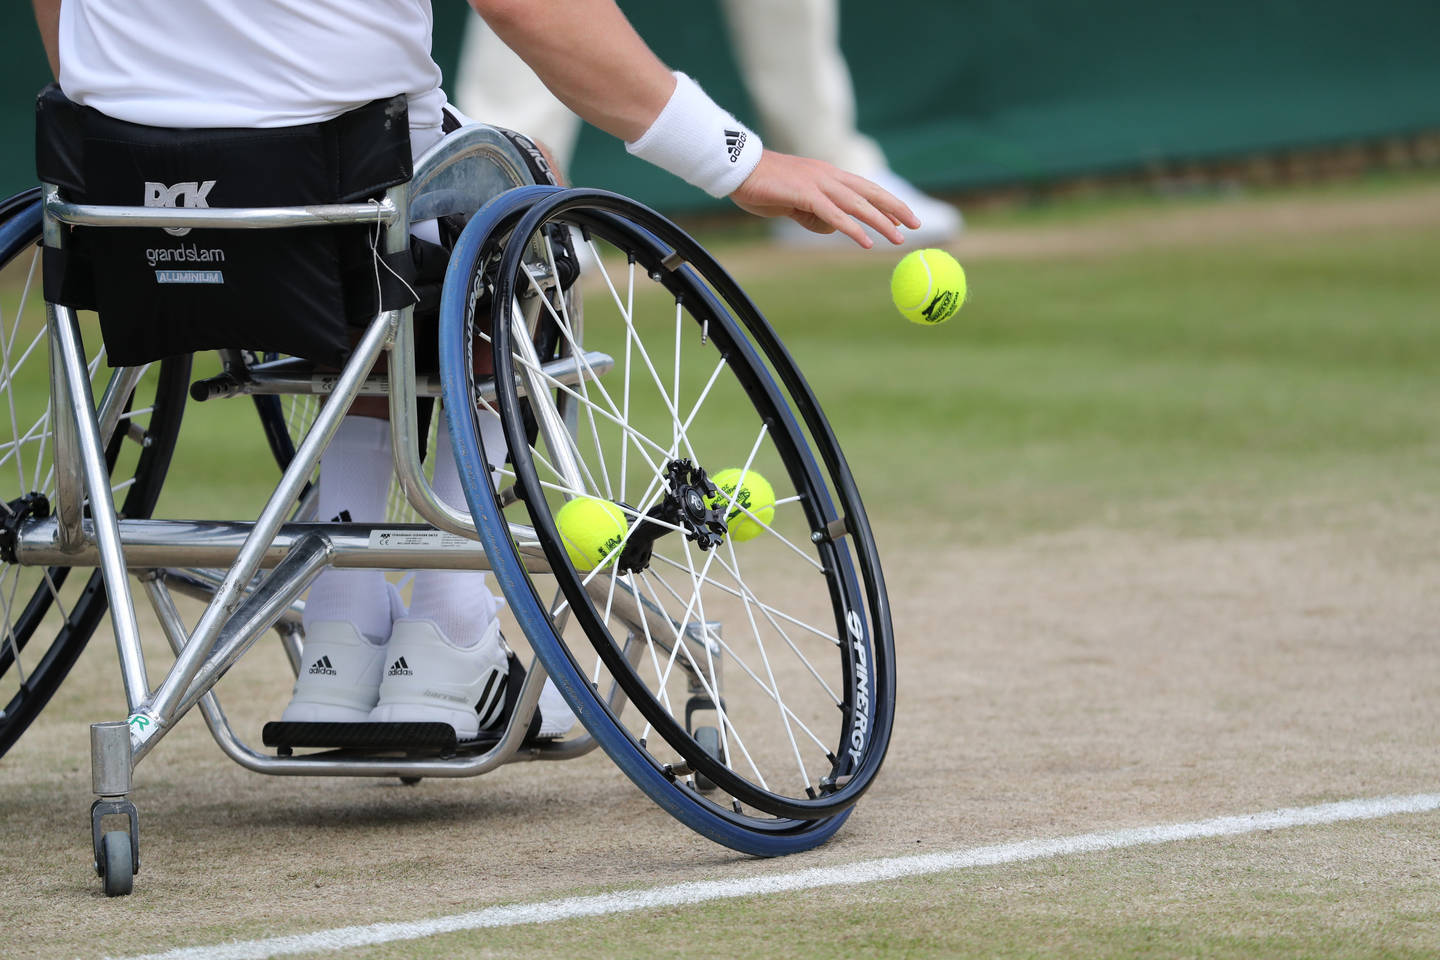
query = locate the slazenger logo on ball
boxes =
[846,609,870,767]
[922,289,960,324]
[144,179,216,236]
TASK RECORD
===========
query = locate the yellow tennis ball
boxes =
[555,497,628,571]
[890,248,966,325]
[707,468,776,542]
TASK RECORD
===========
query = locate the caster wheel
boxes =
[399,777,422,786]
[693,726,722,793]
[100,831,133,897]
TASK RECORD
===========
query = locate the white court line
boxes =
[111,792,1440,960]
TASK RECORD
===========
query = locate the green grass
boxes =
[940,167,1440,230]
[154,351,302,519]
[736,219,1440,540]
[292,814,1440,960]
[679,168,1440,248]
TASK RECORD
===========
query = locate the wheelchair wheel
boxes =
[0,194,190,759]
[440,188,894,853]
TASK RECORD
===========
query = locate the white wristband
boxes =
[625,72,763,198]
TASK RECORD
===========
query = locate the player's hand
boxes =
[729,150,921,249]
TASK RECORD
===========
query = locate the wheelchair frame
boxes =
[24,126,706,892]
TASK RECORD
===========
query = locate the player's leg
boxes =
[278,413,401,722]
[365,410,516,737]
[720,0,961,245]
[288,108,576,740]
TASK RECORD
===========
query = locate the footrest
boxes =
[262,721,475,756]
[263,655,554,757]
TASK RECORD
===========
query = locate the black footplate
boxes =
[262,720,471,756]
[262,654,548,757]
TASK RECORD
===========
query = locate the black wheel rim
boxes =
[483,189,895,821]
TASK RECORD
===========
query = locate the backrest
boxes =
[35,84,413,367]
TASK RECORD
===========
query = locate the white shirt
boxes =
[58,0,448,155]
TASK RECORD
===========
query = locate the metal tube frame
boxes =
[129,299,399,760]
[50,301,151,710]
[46,320,84,553]
[190,351,611,400]
[16,518,541,569]
[29,133,683,783]
[34,170,597,777]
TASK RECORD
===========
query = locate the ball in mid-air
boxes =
[555,496,628,571]
[890,248,966,325]
[707,468,776,542]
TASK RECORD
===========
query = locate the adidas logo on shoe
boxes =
[307,655,337,676]
[280,623,387,724]
[724,128,747,164]
[387,656,413,677]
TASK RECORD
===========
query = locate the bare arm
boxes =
[32,0,60,77]
[469,0,918,246]
[469,0,673,142]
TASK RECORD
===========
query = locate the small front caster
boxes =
[99,830,134,896]
[91,798,140,897]
[90,720,139,897]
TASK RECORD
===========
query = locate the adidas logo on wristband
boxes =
[626,72,763,198]
[724,129,747,163]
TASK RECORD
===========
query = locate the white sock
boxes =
[407,415,506,648]
[304,416,396,645]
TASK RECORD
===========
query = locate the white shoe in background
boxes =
[772,167,963,249]
[280,622,388,723]
[536,677,577,738]
[368,618,509,739]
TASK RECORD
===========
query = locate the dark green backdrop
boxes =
[6,2,1439,211]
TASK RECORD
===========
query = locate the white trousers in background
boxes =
[453,0,886,176]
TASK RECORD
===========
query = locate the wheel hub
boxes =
[0,493,50,564]
[616,459,728,574]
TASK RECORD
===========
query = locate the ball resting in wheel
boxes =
[555,497,629,571]
[706,467,775,542]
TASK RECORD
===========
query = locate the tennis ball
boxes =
[890,248,966,325]
[707,468,775,542]
[555,497,628,571]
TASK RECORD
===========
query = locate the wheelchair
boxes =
[0,101,896,897]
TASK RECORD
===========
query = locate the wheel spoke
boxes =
[467,194,891,831]
[1,571,30,685]
[635,567,769,790]
[645,562,833,760]
[727,535,810,791]
[649,551,839,648]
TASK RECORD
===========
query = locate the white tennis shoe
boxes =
[279,622,389,723]
[536,676,577,739]
[368,618,509,739]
